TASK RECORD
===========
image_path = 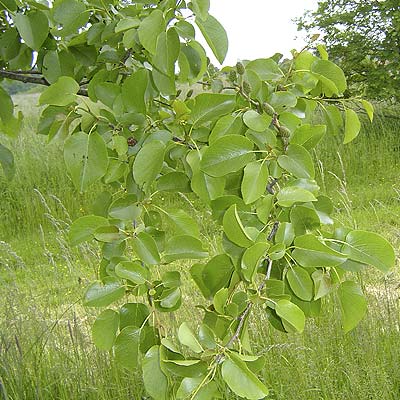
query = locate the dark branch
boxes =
[267,221,280,242]
[266,178,278,194]
[0,70,89,97]
[0,69,49,85]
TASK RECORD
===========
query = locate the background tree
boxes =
[297,0,400,102]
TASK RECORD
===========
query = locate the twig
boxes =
[0,69,89,96]
[217,258,274,359]
[266,178,278,194]
[267,221,279,241]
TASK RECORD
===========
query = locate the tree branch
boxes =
[0,69,89,97]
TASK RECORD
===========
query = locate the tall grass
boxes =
[0,100,399,399]
[0,94,99,242]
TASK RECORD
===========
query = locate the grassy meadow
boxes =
[0,94,399,400]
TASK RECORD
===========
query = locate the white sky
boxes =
[205,0,319,65]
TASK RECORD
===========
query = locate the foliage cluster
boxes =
[297,0,400,102]
[0,0,396,399]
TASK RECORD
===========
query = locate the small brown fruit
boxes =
[127,137,137,147]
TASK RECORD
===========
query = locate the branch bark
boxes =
[0,70,89,97]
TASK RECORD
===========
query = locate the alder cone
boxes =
[263,102,276,117]
[236,61,245,75]
[242,81,251,95]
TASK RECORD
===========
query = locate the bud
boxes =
[278,125,291,138]
[228,69,237,83]
[263,102,276,117]
[186,89,194,98]
[236,61,245,75]
[176,89,182,97]
[242,80,252,95]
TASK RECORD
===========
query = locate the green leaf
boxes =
[0,0,17,11]
[241,242,270,282]
[241,161,269,204]
[153,28,180,77]
[275,222,295,246]
[0,143,15,180]
[246,58,283,81]
[361,99,374,122]
[342,230,395,273]
[178,322,204,353]
[286,266,313,301]
[291,124,326,150]
[338,281,367,333]
[209,114,245,144]
[223,204,254,248]
[133,140,165,189]
[278,144,315,179]
[83,277,125,307]
[108,195,141,221]
[138,9,165,54]
[311,59,347,94]
[275,299,305,333]
[42,50,75,84]
[69,215,108,246]
[268,243,286,260]
[178,41,207,83]
[39,76,80,107]
[323,104,343,136]
[201,135,254,177]
[290,205,321,235]
[157,172,191,193]
[14,10,48,51]
[176,376,220,399]
[222,356,269,400]
[343,109,361,144]
[293,234,347,267]
[163,359,206,378]
[164,209,200,238]
[122,69,148,114]
[115,17,140,33]
[64,131,109,192]
[256,195,274,224]
[192,0,209,20]
[202,254,234,297]
[94,82,120,109]
[92,309,119,351]
[164,235,208,262]
[143,346,169,400]
[190,93,236,127]
[94,225,123,243]
[191,171,225,203]
[312,270,333,300]
[243,110,271,132]
[115,261,149,285]
[119,302,150,330]
[196,15,228,64]
[52,0,89,37]
[132,232,161,265]
[175,20,195,40]
[269,91,297,111]
[114,326,140,370]
[277,187,317,207]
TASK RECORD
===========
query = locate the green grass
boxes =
[0,101,399,399]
